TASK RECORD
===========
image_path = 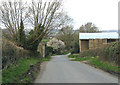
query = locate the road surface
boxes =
[35,55,118,83]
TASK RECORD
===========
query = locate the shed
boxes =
[79,32,119,52]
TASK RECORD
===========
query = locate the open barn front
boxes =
[107,39,118,43]
[80,40,89,52]
[79,32,119,52]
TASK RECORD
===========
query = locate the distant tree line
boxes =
[56,22,99,53]
[79,22,99,33]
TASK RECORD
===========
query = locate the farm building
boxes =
[79,32,119,52]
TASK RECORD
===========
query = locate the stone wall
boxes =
[37,43,45,58]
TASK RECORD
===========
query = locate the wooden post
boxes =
[92,39,94,49]
[79,40,81,53]
[106,39,107,44]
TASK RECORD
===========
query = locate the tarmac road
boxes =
[35,55,118,83]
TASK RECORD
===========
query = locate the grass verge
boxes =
[39,56,51,61]
[68,54,119,75]
[2,56,51,83]
[68,54,98,61]
[51,54,56,56]
[90,59,119,73]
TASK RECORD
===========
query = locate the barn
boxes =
[79,32,119,52]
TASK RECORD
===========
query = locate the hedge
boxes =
[2,39,33,69]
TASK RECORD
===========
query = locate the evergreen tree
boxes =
[19,19,26,47]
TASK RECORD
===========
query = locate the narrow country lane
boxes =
[35,55,118,83]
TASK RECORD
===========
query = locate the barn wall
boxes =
[89,39,93,50]
[102,39,107,44]
[94,39,103,48]
[89,39,107,49]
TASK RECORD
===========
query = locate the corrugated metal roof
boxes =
[79,32,119,39]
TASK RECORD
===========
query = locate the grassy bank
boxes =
[2,37,52,83]
[68,54,119,74]
[2,56,51,83]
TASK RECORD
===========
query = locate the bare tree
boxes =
[51,12,73,28]
[25,0,63,51]
[0,0,68,51]
[0,1,27,44]
[44,12,74,37]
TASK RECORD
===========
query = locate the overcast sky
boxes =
[0,0,119,31]
[63,0,119,31]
